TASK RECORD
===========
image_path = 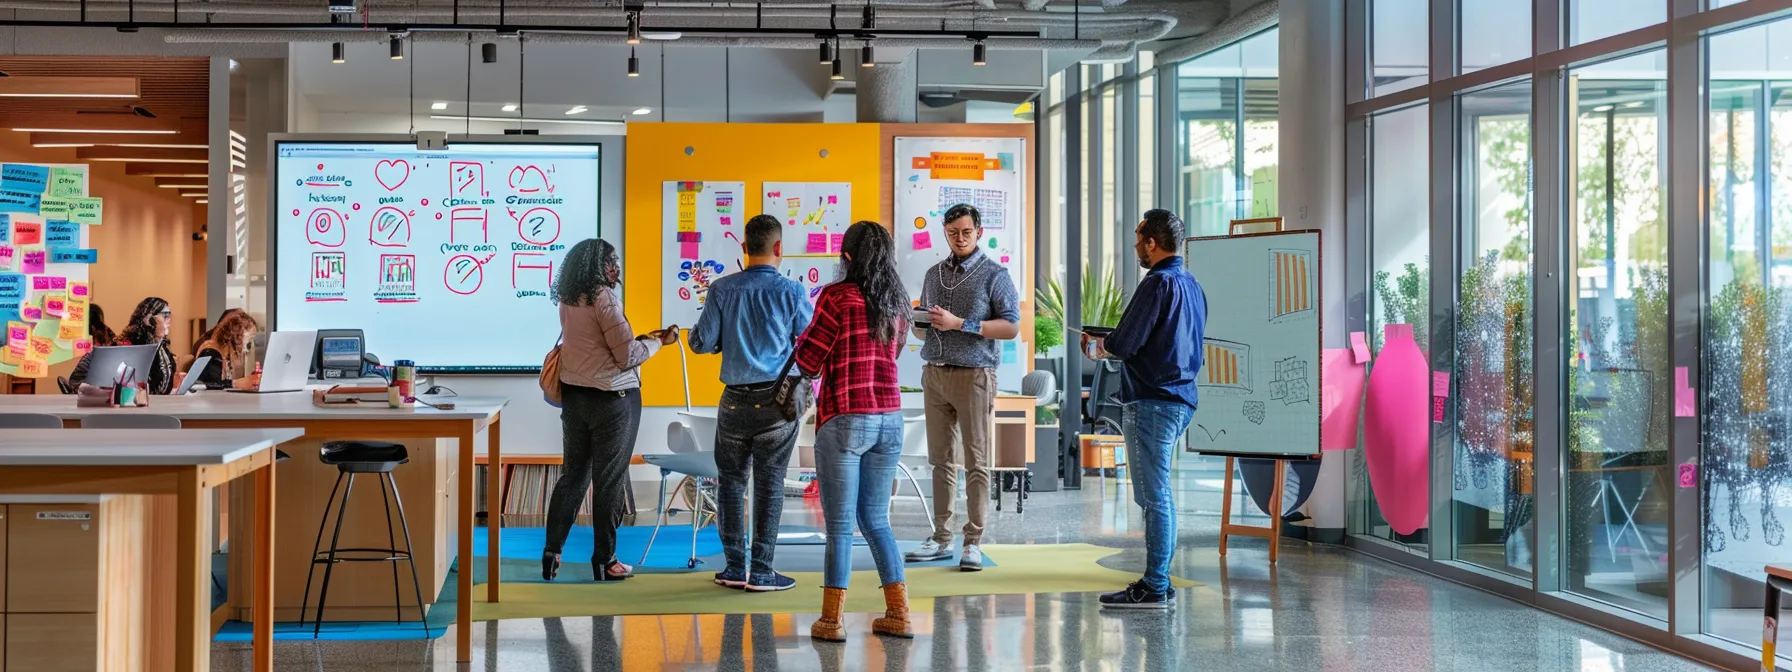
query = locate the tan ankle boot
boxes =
[872,582,913,638]
[811,587,848,643]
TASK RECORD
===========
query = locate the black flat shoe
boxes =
[593,559,634,582]
[542,552,561,581]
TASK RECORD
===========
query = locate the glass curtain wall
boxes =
[1346,0,1792,666]
[1176,28,1281,237]
[1454,81,1535,578]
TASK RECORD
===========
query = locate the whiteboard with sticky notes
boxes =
[271,140,606,372]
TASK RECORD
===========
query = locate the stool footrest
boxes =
[311,548,414,563]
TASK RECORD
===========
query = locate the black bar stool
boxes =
[299,440,430,638]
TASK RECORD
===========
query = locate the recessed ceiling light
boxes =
[195,199,209,204]
[632,107,652,115]
[428,114,624,126]
[431,102,448,110]
[14,127,176,134]
[502,103,519,112]
[565,105,588,115]
[1593,104,1614,112]
[1623,101,1645,108]
[30,143,93,148]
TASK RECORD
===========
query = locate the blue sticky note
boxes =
[1000,340,1018,365]
[49,248,97,264]
[0,272,23,303]
[1,164,50,195]
[0,190,40,214]
[996,152,1014,170]
[0,214,9,243]
[45,220,78,250]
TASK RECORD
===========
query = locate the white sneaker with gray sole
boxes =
[905,538,952,563]
[959,544,983,571]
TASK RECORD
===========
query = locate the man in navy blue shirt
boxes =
[1086,208,1207,609]
[690,214,814,592]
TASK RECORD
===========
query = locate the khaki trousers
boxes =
[922,365,996,545]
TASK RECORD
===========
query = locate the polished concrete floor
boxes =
[213,462,1715,671]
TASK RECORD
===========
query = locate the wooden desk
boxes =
[993,394,1036,469]
[0,392,508,664]
[0,428,299,672]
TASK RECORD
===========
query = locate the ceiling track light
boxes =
[389,33,405,60]
[626,11,642,45]
[830,57,844,80]
[819,38,833,65]
[331,42,345,64]
[627,47,640,77]
[861,43,875,68]
[973,40,987,66]
[482,41,498,64]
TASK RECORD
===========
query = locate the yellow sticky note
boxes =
[58,318,82,341]
[68,280,90,300]
[19,359,46,377]
[26,334,52,362]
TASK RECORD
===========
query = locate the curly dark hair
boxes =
[122,296,171,346]
[88,303,117,346]
[839,221,909,343]
[553,238,619,307]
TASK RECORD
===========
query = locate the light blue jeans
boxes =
[814,412,906,590]
[1123,399,1195,594]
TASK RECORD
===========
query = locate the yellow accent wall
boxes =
[623,123,885,407]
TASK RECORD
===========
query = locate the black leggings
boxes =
[544,383,643,563]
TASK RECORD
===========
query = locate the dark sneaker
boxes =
[713,567,748,589]
[1099,581,1175,609]
[744,571,797,592]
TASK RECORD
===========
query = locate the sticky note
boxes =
[13,221,41,245]
[1000,255,1011,264]
[19,304,39,321]
[48,249,96,264]
[1432,396,1447,423]
[1678,463,1698,489]
[1350,331,1371,363]
[806,233,828,254]
[0,164,49,195]
[45,220,77,250]
[37,198,67,220]
[58,317,82,340]
[719,216,732,226]
[0,190,41,214]
[31,275,60,291]
[49,167,84,198]
[678,242,700,260]
[0,273,18,303]
[67,197,102,226]
[827,195,838,205]
[0,244,11,271]
[1000,340,1018,365]
[42,292,64,318]
[17,359,45,378]
[68,281,88,299]
[20,247,43,274]
[1675,366,1696,417]
[829,233,845,252]
[72,337,92,356]
[25,334,50,362]
[676,231,700,243]
[1321,349,1367,450]
[1433,371,1450,398]
[912,231,933,251]
[0,214,8,243]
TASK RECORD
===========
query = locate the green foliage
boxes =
[1034,313,1065,352]
[1370,260,1429,351]
[1040,264,1126,330]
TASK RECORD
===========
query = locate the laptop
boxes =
[231,330,317,394]
[173,356,210,395]
[83,344,158,388]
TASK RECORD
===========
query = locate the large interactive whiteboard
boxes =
[1184,230,1322,458]
[272,140,603,372]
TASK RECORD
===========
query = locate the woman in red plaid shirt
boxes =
[794,220,913,644]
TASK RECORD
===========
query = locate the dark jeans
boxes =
[545,384,643,564]
[714,383,800,575]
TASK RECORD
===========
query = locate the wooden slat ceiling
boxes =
[0,56,207,126]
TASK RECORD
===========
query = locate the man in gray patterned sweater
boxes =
[906,203,1021,571]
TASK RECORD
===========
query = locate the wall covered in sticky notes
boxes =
[625,123,883,407]
[0,161,100,379]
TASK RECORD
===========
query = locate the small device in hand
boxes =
[911,307,933,329]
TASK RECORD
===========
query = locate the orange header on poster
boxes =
[910,152,1001,180]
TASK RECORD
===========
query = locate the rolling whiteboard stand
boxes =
[1186,230,1324,565]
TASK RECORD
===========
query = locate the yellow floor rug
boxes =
[471,543,1201,620]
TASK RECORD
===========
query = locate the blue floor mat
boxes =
[474,524,725,567]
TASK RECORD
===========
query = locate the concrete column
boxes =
[1278,0,1349,536]
[856,48,917,123]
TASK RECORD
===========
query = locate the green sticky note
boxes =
[49,167,85,198]
[1250,166,1278,218]
[66,197,102,226]
[38,197,68,219]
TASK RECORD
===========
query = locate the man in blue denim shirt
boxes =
[1087,209,1206,609]
[689,214,815,592]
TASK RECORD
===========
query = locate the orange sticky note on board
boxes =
[26,334,52,362]
[18,358,46,378]
[12,221,41,245]
[58,318,82,341]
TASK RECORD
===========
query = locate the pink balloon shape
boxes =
[1363,324,1430,535]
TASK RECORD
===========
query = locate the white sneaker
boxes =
[959,545,983,572]
[905,539,952,563]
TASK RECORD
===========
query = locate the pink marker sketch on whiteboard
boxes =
[512,252,554,291]
[306,208,347,248]
[369,206,412,247]
[450,161,486,197]
[516,208,562,246]
[450,207,488,244]
[507,164,552,194]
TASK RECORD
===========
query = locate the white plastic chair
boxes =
[81,414,182,429]
[639,421,719,569]
[0,413,63,429]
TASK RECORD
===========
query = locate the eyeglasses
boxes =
[944,228,978,239]
[156,311,172,318]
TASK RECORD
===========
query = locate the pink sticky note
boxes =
[49,276,64,290]
[1321,349,1367,451]
[21,248,43,274]
[69,281,88,298]
[806,233,828,254]
[827,195,838,205]
[31,276,50,291]
[20,304,40,321]
[1432,396,1447,423]
[0,244,13,270]
[719,216,732,226]
[1432,371,1450,398]
[912,231,932,251]
[1678,463,1697,489]
[678,242,700,260]
[1675,366,1696,417]
[1349,331,1371,363]
[829,233,845,252]
[1001,255,1010,264]
[72,337,92,356]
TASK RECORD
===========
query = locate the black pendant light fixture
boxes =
[819,38,833,65]
[973,40,987,66]
[389,32,405,60]
[626,11,642,45]
[332,42,346,63]
[482,41,498,63]
[628,47,640,77]
[861,43,874,68]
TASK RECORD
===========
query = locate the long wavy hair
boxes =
[88,303,117,346]
[206,311,260,367]
[839,221,908,343]
[553,238,619,307]
[122,297,170,346]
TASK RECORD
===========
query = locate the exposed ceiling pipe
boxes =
[160,28,1102,51]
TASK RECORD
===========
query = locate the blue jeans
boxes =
[814,412,906,590]
[714,384,800,576]
[1123,399,1195,593]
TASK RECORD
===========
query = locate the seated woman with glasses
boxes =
[68,296,179,394]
